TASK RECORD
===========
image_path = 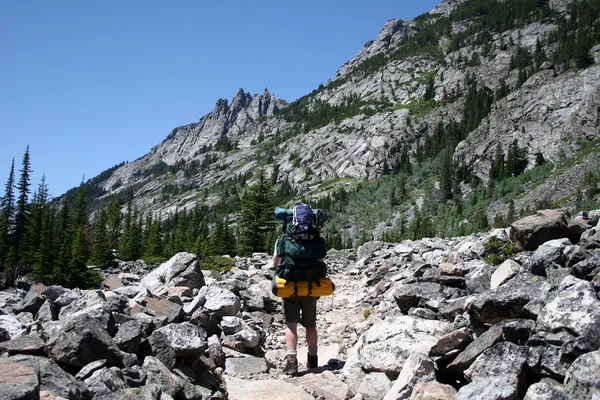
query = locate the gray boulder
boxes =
[448,319,535,373]
[510,209,571,251]
[469,273,551,325]
[58,290,107,320]
[456,375,522,400]
[0,314,25,341]
[142,356,184,398]
[45,313,123,367]
[35,300,57,323]
[382,352,435,400]
[393,282,459,314]
[152,322,207,357]
[357,372,392,400]
[224,356,269,376]
[463,342,529,397]
[0,334,45,356]
[140,252,205,291]
[0,357,39,400]
[84,367,127,398]
[536,276,600,346]
[430,327,473,357]
[564,349,600,400]
[342,316,446,390]
[524,379,571,400]
[411,381,457,400]
[200,286,241,318]
[13,283,47,315]
[114,319,143,353]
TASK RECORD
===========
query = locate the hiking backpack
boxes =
[274,203,327,283]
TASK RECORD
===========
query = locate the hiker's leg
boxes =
[285,323,299,350]
[306,326,318,348]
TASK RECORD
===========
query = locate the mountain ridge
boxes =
[64,0,600,248]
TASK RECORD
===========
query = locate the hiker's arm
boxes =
[273,255,283,268]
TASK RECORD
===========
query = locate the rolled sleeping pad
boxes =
[271,276,335,298]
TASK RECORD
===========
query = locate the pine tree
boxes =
[107,201,121,250]
[13,146,32,265]
[56,197,72,274]
[0,158,16,268]
[145,218,163,257]
[30,198,56,284]
[238,168,274,255]
[24,175,49,266]
[90,204,112,268]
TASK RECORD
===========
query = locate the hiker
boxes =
[272,203,329,375]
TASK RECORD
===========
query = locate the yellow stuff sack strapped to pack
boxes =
[272,276,335,298]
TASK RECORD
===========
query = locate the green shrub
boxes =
[482,236,520,265]
[200,256,235,272]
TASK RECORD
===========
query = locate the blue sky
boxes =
[1,0,441,198]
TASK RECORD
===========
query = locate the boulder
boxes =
[152,322,207,357]
[224,356,269,375]
[536,276,600,346]
[524,379,571,400]
[489,259,520,289]
[42,286,80,309]
[13,283,47,315]
[342,316,446,390]
[35,300,57,323]
[45,313,122,367]
[94,384,161,400]
[533,238,571,266]
[84,367,127,398]
[429,327,473,357]
[393,282,459,314]
[143,330,176,369]
[455,375,522,400]
[463,342,529,397]
[469,273,551,325]
[411,381,457,400]
[0,357,40,400]
[0,334,45,356]
[224,376,313,400]
[132,297,182,325]
[527,344,570,381]
[447,319,535,373]
[200,286,241,318]
[510,209,571,251]
[564,350,600,400]
[142,356,184,398]
[382,352,436,400]
[102,275,123,291]
[357,372,392,400]
[58,290,107,320]
[0,314,25,341]
[139,252,205,291]
[114,319,143,353]
[297,371,351,400]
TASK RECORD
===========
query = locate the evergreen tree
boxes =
[56,197,72,273]
[0,158,16,268]
[24,175,49,267]
[90,204,112,268]
[30,198,56,284]
[13,146,32,265]
[238,168,274,255]
[107,201,121,250]
[145,218,164,257]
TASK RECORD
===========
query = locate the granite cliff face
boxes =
[82,0,598,235]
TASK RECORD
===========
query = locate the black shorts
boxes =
[283,296,318,328]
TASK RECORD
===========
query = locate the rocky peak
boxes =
[334,19,406,79]
[211,98,229,119]
[430,0,469,16]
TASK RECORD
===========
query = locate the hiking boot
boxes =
[283,355,298,375]
[307,354,318,369]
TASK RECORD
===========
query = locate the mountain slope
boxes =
[75,0,600,248]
